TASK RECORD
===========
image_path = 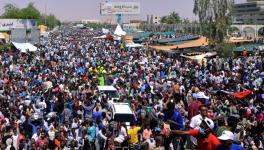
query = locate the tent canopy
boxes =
[102,28,110,34]
[114,24,126,36]
[150,37,208,50]
[93,34,113,40]
[12,42,38,53]
[126,43,143,48]
[93,35,107,39]
[233,44,261,52]
[0,33,5,39]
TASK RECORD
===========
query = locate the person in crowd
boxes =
[163,101,184,150]
[87,121,96,149]
[127,122,141,148]
[114,122,128,145]
[216,130,244,150]
[170,119,221,150]
[143,124,152,141]
[35,132,49,149]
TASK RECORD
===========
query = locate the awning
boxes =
[102,28,110,34]
[12,42,38,53]
[0,33,5,39]
[233,44,261,52]
[150,37,208,50]
[93,34,113,40]
[126,43,143,48]
[93,35,107,39]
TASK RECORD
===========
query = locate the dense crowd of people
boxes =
[0,26,263,150]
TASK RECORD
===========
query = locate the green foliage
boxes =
[193,0,234,43]
[84,22,113,30]
[215,42,234,57]
[38,14,61,29]
[1,4,20,19]
[0,43,12,51]
[0,3,60,29]
[19,2,41,19]
[161,11,182,24]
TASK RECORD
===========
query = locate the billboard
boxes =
[100,2,140,15]
[11,28,26,43]
[0,19,37,31]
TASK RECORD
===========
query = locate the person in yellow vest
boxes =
[97,66,106,86]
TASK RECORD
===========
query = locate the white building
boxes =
[80,19,102,24]
[233,0,264,24]
[147,15,161,24]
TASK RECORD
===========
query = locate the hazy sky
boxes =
[0,0,247,22]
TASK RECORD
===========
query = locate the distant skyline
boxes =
[0,0,247,22]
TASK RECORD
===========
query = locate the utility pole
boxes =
[45,1,47,26]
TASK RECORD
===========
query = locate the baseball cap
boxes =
[218,131,234,141]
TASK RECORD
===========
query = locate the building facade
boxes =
[147,15,161,24]
[233,0,264,24]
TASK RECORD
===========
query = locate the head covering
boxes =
[218,131,235,141]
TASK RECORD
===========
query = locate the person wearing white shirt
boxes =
[95,128,107,150]
[12,130,18,150]
[146,137,156,149]
[48,126,56,149]
[32,130,40,142]
[188,105,214,148]
[114,123,128,144]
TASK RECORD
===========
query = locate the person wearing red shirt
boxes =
[170,119,221,150]
[36,132,49,149]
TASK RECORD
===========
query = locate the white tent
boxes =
[126,43,143,48]
[102,28,110,34]
[93,35,107,39]
[12,42,38,53]
[114,24,126,36]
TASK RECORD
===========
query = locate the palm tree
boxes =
[193,0,234,42]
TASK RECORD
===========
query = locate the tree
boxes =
[44,14,61,29]
[1,3,60,29]
[19,2,41,19]
[1,4,20,19]
[193,0,234,43]
[161,11,182,24]
[215,42,234,58]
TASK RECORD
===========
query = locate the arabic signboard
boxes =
[100,2,140,15]
[0,19,37,31]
